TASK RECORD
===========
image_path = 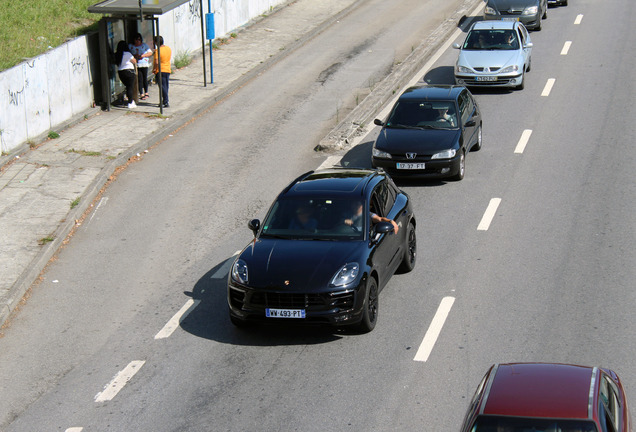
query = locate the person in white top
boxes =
[115,40,137,109]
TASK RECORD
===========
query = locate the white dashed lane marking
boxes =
[514,129,533,154]
[477,198,502,231]
[414,297,455,362]
[154,299,201,339]
[574,14,583,25]
[95,361,145,403]
[561,41,572,55]
[541,78,556,97]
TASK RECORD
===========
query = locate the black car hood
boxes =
[375,127,461,154]
[240,238,364,291]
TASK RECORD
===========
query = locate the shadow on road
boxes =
[180,259,346,345]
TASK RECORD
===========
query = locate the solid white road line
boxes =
[95,360,145,403]
[87,197,109,226]
[541,78,556,97]
[514,129,533,154]
[561,41,572,56]
[65,428,83,432]
[477,198,502,231]
[574,14,583,25]
[414,296,455,362]
[154,299,201,339]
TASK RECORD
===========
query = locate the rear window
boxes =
[470,416,598,432]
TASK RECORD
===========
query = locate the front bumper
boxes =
[372,153,462,179]
[227,280,366,326]
[455,73,523,88]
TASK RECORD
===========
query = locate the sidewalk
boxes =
[0,0,363,327]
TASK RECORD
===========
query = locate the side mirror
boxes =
[524,42,533,49]
[374,118,385,127]
[374,221,393,234]
[452,43,461,49]
[248,219,260,235]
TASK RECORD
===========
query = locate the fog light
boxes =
[334,314,351,323]
[441,168,450,174]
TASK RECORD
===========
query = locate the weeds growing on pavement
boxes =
[70,197,80,209]
[0,0,99,71]
[67,148,101,156]
[39,236,55,245]
[174,50,192,69]
[48,131,60,139]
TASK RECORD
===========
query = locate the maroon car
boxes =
[461,363,632,432]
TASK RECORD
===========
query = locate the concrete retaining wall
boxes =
[0,0,287,154]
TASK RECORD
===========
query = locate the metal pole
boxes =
[156,19,163,115]
[207,0,214,83]
[200,0,206,86]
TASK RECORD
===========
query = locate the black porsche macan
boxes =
[227,168,416,332]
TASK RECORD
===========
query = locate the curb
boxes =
[317,0,482,152]
[0,0,368,329]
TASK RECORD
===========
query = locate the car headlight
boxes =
[499,64,519,74]
[485,6,497,14]
[330,263,359,287]
[456,65,472,74]
[372,147,392,159]
[523,5,538,14]
[431,149,457,159]
[231,259,249,284]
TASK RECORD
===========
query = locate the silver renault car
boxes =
[453,20,533,90]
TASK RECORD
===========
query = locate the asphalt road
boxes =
[2,0,636,430]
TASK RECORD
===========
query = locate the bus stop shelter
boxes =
[88,0,207,113]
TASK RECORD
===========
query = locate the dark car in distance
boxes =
[227,168,416,332]
[461,363,633,432]
[372,85,481,181]
[485,0,548,31]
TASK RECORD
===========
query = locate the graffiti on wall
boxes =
[71,57,86,75]
[8,85,26,106]
[175,0,201,24]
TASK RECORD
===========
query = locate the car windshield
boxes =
[471,416,598,432]
[260,198,366,241]
[463,29,520,50]
[386,100,458,129]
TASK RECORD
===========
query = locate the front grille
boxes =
[248,290,355,311]
[499,10,522,16]
[473,67,500,72]
[462,78,513,86]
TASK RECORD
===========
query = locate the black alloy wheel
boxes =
[358,277,378,332]
[472,125,482,151]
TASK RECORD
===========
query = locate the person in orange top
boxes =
[153,36,172,108]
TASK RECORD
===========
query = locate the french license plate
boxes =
[476,76,497,82]
[266,308,306,318]
[396,162,425,170]
[501,17,519,21]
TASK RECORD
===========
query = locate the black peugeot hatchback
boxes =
[372,85,482,181]
[227,168,416,332]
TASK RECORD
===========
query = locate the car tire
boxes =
[526,58,532,72]
[472,125,482,151]
[535,18,542,30]
[398,222,417,273]
[452,151,465,181]
[358,277,378,333]
[563,0,567,5]
[517,72,525,90]
[543,7,547,18]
